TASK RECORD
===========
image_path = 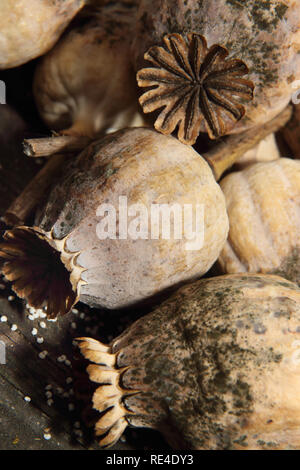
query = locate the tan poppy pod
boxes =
[33,1,143,138]
[0,128,228,318]
[0,0,85,69]
[133,0,300,144]
[77,274,300,449]
[218,158,300,285]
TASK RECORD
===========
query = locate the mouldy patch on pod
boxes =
[77,273,300,449]
[33,0,144,139]
[0,0,85,69]
[218,158,300,286]
[133,0,300,144]
[0,127,228,318]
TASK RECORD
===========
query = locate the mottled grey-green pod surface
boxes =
[80,274,300,449]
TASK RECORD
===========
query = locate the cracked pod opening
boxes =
[0,226,81,318]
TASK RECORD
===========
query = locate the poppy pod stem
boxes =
[0,226,86,318]
[4,153,68,226]
[23,135,92,158]
[203,104,292,181]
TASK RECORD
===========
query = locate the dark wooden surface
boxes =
[0,272,170,451]
[0,293,132,451]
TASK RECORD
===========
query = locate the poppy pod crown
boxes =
[133,0,300,143]
[0,226,86,318]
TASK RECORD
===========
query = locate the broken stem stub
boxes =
[23,135,92,158]
[203,105,293,181]
[3,153,67,227]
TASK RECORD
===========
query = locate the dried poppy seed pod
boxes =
[134,0,300,144]
[0,0,85,69]
[218,158,300,285]
[0,128,228,317]
[77,274,300,449]
[33,1,143,138]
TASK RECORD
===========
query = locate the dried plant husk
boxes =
[77,273,300,449]
[218,158,300,285]
[0,0,85,69]
[0,128,228,317]
[133,0,300,143]
[33,0,144,138]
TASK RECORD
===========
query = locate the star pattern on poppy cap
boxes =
[137,33,254,145]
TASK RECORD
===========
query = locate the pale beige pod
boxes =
[0,128,229,317]
[33,0,143,138]
[218,158,300,285]
[77,274,300,449]
[0,0,85,69]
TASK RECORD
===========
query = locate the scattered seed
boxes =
[57,355,66,362]
[0,316,7,322]
[38,351,48,359]
[11,324,17,331]
[24,396,31,402]
[31,328,38,336]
